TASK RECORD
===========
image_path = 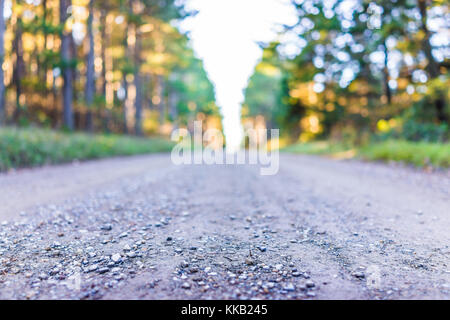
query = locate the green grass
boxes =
[359,140,450,168]
[0,127,175,171]
[283,140,450,168]
[282,141,352,155]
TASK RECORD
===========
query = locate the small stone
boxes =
[101,225,112,231]
[126,251,136,258]
[352,271,365,279]
[123,244,131,251]
[49,268,59,276]
[111,254,121,263]
[188,267,198,274]
[98,267,109,274]
[38,273,48,280]
[181,282,191,289]
[292,272,301,277]
[306,280,315,288]
[257,246,267,252]
[283,283,295,291]
[298,283,307,291]
[245,259,255,266]
[88,264,98,272]
[166,237,173,241]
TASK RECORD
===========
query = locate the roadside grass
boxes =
[282,141,352,156]
[283,140,450,168]
[359,140,450,168]
[0,127,175,171]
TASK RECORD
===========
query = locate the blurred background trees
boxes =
[0,0,447,147]
[242,0,449,145]
[0,0,221,135]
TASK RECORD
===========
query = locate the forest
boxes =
[243,0,449,150]
[0,0,449,169]
[0,0,221,136]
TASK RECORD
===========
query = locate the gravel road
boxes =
[0,154,449,300]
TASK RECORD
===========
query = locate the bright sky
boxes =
[180,0,297,151]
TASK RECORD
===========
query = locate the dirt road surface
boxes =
[0,154,449,299]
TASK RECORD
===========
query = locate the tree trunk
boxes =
[418,0,447,123]
[60,0,74,130]
[100,9,107,99]
[131,0,143,136]
[99,9,111,132]
[169,88,179,130]
[134,29,143,136]
[40,0,48,85]
[158,75,165,125]
[12,15,24,121]
[382,41,392,105]
[0,0,5,123]
[122,74,128,134]
[122,18,129,134]
[85,0,95,131]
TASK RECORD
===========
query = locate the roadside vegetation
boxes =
[0,127,174,171]
[284,139,450,168]
[243,1,449,169]
[359,140,450,168]
[0,1,220,172]
[0,1,222,148]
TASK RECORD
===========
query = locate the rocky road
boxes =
[0,154,449,300]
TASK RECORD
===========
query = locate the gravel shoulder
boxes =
[0,155,171,222]
[0,154,449,299]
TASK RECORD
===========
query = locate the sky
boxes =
[180,0,297,151]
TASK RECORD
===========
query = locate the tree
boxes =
[243,43,288,130]
[132,0,143,135]
[12,0,24,122]
[0,0,5,123]
[85,0,95,131]
[60,0,74,130]
[417,0,447,123]
[0,0,221,136]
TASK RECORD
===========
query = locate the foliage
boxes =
[0,127,174,171]
[378,119,449,142]
[359,140,450,167]
[283,140,352,155]
[284,139,450,168]
[243,0,449,144]
[0,0,221,135]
